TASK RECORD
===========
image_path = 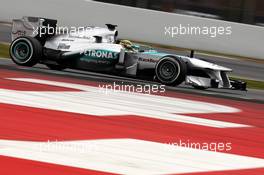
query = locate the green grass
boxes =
[0,43,10,58]
[230,77,264,90]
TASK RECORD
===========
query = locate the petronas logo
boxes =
[83,50,118,59]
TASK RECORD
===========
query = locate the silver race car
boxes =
[9,16,246,90]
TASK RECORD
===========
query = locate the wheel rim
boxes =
[159,61,178,80]
[12,41,31,63]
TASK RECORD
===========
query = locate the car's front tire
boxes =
[155,56,187,86]
[9,36,42,67]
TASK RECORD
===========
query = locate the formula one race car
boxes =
[9,16,246,90]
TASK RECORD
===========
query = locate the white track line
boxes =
[0,78,247,128]
[0,139,264,174]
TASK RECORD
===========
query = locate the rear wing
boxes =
[11,16,57,42]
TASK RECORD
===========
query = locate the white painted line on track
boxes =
[0,139,264,175]
[0,78,248,128]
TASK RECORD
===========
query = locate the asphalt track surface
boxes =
[0,57,264,174]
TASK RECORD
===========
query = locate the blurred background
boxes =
[0,0,264,60]
[95,0,264,26]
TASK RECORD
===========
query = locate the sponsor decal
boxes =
[82,50,118,59]
[138,57,158,63]
[12,30,26,36]
[61,39,74,42]
[80,59,112,65]
[57,43,71,50]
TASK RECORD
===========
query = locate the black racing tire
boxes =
[46,64,66,71]
[9,36,42,67]
[155,56,187,86]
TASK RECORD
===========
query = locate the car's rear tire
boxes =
[155,56,187,86]
[9,36,42,67]
[46,64,66,71]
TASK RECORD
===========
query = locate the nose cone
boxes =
[190,58,232,71]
